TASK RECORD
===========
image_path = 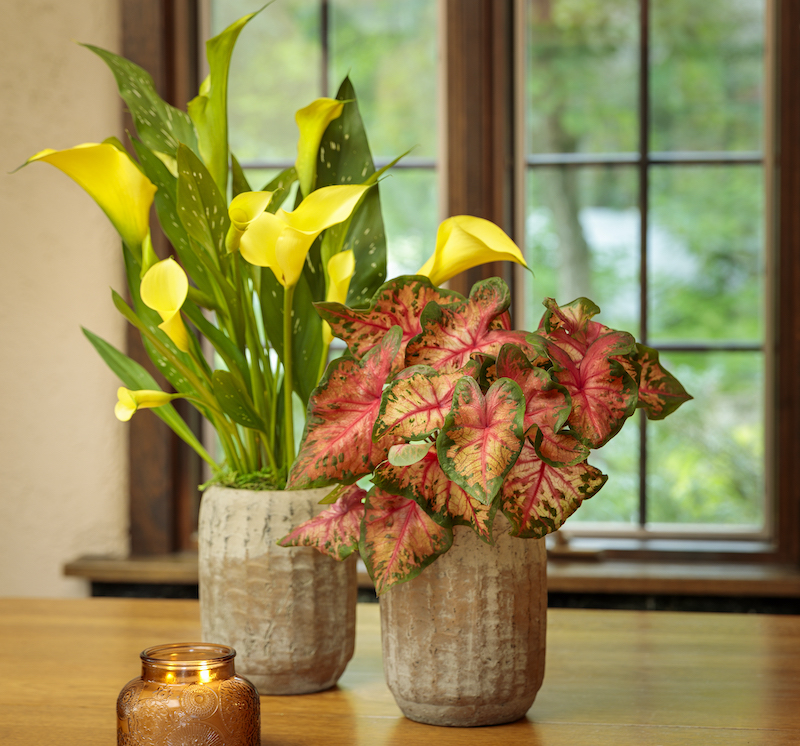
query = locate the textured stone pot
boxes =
[198,485,357,695]
[380,515,547,727]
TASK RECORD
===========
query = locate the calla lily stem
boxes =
[283,282,296,472]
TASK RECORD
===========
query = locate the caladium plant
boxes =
[281,269,691,593]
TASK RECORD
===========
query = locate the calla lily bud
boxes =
[225,190,275,253]
[140,257,191,352]
[323,250,356,345]
[23,143,157,256]
[295,98,346,197]
[114,387,182,421]
[417,215,529,286]
[240,184,370,288]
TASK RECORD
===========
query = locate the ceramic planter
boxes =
[379,515,547,726]
[198,485,357,695]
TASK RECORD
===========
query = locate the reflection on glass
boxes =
[330,0,438,159]
[571,414,640,524]
[380,169,438,279]
[647,352,764,527]
[651,0,765,153]
[212,0,322,162]
[527,0,639,155]
[524,167,639,335]
[648,165,764,343]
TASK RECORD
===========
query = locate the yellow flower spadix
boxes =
[140,257,191,352]
[239,184,370,288]
[323,250,356,345]
[25,143,157,253]
[225,190,275,253]
[417,215,529,286]
[295,98,346,197]
[114,388,182,421]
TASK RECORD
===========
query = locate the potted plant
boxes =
[281,242,691,723]
[18,9,401,695]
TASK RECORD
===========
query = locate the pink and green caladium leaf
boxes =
[314,275,462,365]
[634,344,693,419]
[374,364,478,441]
[287,326,403,488]
[547,330,639,448]
[529,424,590,467]
[494,344,572,435]
[500,439,607,538]
[536,297,612,363]
[437,376,525,505]
[277,484,366,560]
[406,277,536,372]
[374,445,496,543]
[360,487,453,595]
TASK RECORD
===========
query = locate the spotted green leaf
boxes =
[211,370,265,432]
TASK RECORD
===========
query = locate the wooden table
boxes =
[1,598,798,745]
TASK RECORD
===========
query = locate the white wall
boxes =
[0,1,128,596]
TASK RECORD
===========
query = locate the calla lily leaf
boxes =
[360,487,453,595]
[278,484,366,561]
[437,376,525,506]
[546,330,639,448]
[500,439,607,537]
[24,143,156,254]
[83,44,198,157]
[230,153,252,199]
[82,327,215,467]
[316,275,463,365]
[188,9,262,192]
[634,344,693,420]
[211,370,266,432]
[287,326,404,489]
[374,445,496,543]
[115,387,182,421]
[140,258,191,353]
[176,144,229,259]
[406,277,536,372]
[240,184,370,288]
[314,77,390,306]
[417,215,529,286]
[295,97,346,197]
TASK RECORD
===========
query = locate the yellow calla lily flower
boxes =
[323,250,356,345]
[25,143,157,253]
[239,184,370,288]
[140,257,191,352]
[417,215,529,286]
[225,190,275,253]
[115,387,182,422]
[295,98,345,197]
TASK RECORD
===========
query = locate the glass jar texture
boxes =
[117,642,260,746]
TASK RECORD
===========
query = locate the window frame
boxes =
[122,0,800,571]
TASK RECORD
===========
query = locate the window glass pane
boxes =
[523,166,640,336]
[212,0,321,162]
[648,165,764,344]
[381,169,439,279]
[526,0,639,154]
[647,351,764,527]
[570,415,640,524]
[650,0,765,152]
[330,0,438,159]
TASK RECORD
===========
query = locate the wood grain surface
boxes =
[1,598,798,745]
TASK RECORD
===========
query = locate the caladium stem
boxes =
[283,282,296,472]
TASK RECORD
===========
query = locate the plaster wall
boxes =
[0,1,128,596]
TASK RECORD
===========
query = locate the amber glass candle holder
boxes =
[117,642,260,745]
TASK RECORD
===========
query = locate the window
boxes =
[122,0,800,571]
